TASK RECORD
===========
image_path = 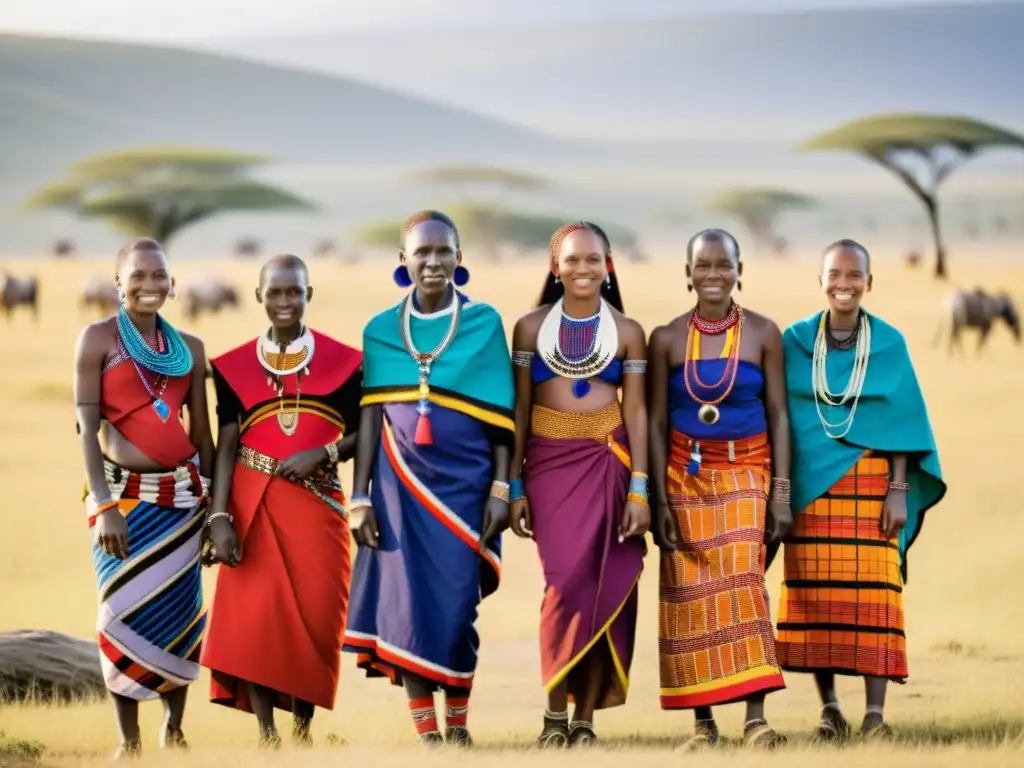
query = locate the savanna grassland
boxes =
[1,255,1022,767]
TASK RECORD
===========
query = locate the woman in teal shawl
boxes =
[343,210,515,748]
[777,239,945,742]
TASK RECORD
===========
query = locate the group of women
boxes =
[74,212,945,759]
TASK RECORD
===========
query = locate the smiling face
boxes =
[820,244,871,314]
[259,264,310,329]
[401,219,460,300]
[689,235,739,305]
[118,246,172,315]
[554,228,607,301]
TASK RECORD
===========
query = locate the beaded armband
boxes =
[510,477,526,502]
[888,481,910,492]
[769,477,791,504]
[348,494,372,511]
[512,350,534,368]
[623,359,647,374]
[324,442,340,464]
[627,472,649,507]
[490,480,510,502]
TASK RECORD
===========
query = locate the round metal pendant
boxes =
[698,404,720,425]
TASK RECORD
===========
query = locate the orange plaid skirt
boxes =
[658,430,785,709]
[776,452,908,680]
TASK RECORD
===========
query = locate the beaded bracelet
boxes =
[324,442,340,464]
[626,492,650,508]
[510,477,526,502]
[490,480,510,502]
[888,481,910,492]
[628,475,649,495]
[348,495,373,511]
[88,499,119,528]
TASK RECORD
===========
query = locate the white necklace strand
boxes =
[537,297,618,379]
[257,325,315,377]
[812,312,871,439]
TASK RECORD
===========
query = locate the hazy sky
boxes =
[0,0,999,40]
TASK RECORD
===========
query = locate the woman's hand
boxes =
[276,447,327,482]
[95,507,128,560]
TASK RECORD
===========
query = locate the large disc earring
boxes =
[393,264,412,288]
[452,265,470,286]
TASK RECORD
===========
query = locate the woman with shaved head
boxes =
[648,228,791,750]
[777,239,946,741]
[343,210,515,747]
[200,254,364,747]
[74,237,214,758]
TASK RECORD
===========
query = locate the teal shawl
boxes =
[361,291,515,432]
[783,310,946,581]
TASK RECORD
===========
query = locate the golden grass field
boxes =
[1,254,1022,767]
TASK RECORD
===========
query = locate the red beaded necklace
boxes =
[691,301,740,335]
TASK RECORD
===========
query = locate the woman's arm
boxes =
[183,334,215,482]
[74,325,113,504]
[208,366,241,518]
[646,326,671,510]
[762,320,793,564]
[509,317,535,483]
[620,319,648,476]
[351,405,382,497]
[329,368,364,463]
[890,454,908,484]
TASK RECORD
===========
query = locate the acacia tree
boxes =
[402,166,551,260]
[798,113,1024,278]
[21,147,315,247]
[707,188,818,256]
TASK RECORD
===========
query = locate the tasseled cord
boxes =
[686,441,702,475]
[414,400,434,445]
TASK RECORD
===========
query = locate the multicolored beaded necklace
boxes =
[537,297,619,398]
[682,302,743,474]
[117,304,193,422]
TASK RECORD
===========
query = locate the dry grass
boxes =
[1,255,1022,767]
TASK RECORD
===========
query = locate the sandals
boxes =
[677,726,719,753]
[743,720,788,749]
[814,712,853,744]
[861,721,895,741]
[537,718,570,749]
[568,721,598,747]
[419,731,444,746]
[445,726,473,747]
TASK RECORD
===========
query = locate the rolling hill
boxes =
[216,1,1024,139]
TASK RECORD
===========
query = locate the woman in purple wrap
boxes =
[508,221,650,748]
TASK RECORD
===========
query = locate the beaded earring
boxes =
[117,285,126,303]
[452,265,470,286]
[393,264,412,288]
[169,285,176,299]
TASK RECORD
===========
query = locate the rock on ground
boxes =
[0,629,105,703]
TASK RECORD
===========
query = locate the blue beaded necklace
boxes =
[117,305,193,421]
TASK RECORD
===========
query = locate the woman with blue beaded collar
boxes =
[73,237,214,759]
[509,221,650,748]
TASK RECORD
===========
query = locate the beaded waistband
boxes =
[85,454,204,518]
[530,402,623,440]
[236,445,347,517]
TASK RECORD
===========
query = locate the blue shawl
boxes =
[361,291,515,433]
[783,310,946,581]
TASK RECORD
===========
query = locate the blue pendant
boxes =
[153,398,170,422]
[572,379,591,398]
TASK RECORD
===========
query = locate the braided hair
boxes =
[402,209,461,249]
[537,221,624,311]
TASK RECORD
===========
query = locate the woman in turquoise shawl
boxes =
[343,210,515,748]
[777,239,945,742]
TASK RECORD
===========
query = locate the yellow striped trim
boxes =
[659,664,782,697]
[544,571,641,696]
[361,389,514,432]
[240,399,345,433]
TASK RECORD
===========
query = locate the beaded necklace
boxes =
[537,297,619,398]
[812,310,871,439]
[257,326,315,436]
[117,305,192,422]
[681,304,744,474]
[398,288,461,446]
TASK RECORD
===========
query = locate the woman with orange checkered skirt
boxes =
[777,239,945,742]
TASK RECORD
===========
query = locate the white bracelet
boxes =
[206,511,232,527]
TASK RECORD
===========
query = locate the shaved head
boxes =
[259,253,309,287]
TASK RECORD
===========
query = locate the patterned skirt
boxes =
[776,452,908,680]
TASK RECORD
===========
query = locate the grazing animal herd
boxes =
[2,271,241,322]
[1,269,1020,357]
